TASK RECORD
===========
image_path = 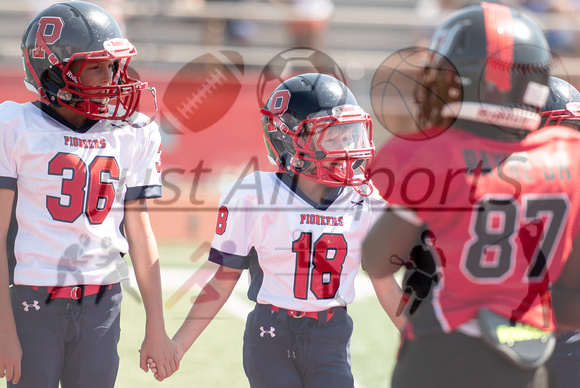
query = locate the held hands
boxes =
[0,332,22,385]
[147,340,185,381]
[139,333,181,381]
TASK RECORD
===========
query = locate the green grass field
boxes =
[114,243,401,387]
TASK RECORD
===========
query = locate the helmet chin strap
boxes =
[326,161,373,196]
[126,87,158,128]
[328,161,350,182]
[353,181,373,197]
[293,156,373,195]
[71,86,158,128]
[75,99,109,117]
[329,162,374,197]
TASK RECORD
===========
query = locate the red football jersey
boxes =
[369,126,580,334]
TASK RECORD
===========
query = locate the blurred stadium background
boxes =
[2,0,580,386]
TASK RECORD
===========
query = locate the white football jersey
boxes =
[0,101,162,286]
[209,171,387,312]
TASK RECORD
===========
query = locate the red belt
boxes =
[271,305,335,322]
[32,284,113,300]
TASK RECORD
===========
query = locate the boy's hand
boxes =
[139,333,180,381]
[0,333,22,384]
[146,340,184,380]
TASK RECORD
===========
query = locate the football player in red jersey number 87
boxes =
[0,2,178,387]
[148,73,405,386]
[363,3,580,388]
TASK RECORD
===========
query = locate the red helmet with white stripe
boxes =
[21,1,154,123]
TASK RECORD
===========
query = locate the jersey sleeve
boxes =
[0,122,18,190]
[208,187,257,270]
[125,120,162,201]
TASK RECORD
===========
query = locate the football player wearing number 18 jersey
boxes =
[0,2,178,387]
[150,73,405,387]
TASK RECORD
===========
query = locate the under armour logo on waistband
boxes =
[22,300,40,312]
[260,326,276,338]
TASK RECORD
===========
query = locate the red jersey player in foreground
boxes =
[150,73,405,386]
[0,2,177,386]
[363,3,580,388]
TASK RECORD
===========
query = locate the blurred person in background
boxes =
[539,76,580,388]
[269,0,334,48]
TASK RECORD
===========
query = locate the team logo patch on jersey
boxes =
[22,300,40,311]
[260,326,276,338]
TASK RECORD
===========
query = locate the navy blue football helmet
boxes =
[261,73,374,188]
[540,77,580,130]
[21,1,154,122]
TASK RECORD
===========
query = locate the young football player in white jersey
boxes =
[0,2,178,387]
[148,73,405,386]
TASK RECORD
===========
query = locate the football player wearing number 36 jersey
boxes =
[148,73,405,387]
[0,2,178,387]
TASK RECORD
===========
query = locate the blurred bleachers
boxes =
[3,0,580,118]
[2,0,580,72]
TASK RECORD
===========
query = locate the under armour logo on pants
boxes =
[260,326,276,338]
[22,300,40,311]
